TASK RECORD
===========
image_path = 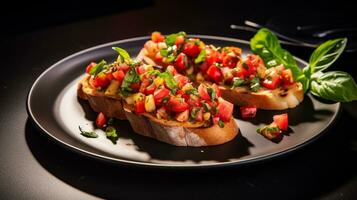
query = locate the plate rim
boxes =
[26,35,341,169]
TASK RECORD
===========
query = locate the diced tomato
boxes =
[144,83,156,95]
[134,100,146,114]
[240,105,257,119]
[85,62,96,74]
[262,72,281,90]
[235,63,249,78]
[213,116,220,124]
[151,31,165,43]
[154,87,170,105]
[281,69,294,86]
[174,53,188,71]
[199,62,210,73]
[221,67,234,83]
[137,65,146,74]
[95,112,107,128]
[195,108,203,122]
[90,74,110,88]
[198,84,211,100]
[112,70,125,82]
[106,73,114,81]
[183,41,201,57]
[206,65,223,83]
[175,35,185,46]
[166,65,178,75]
[186,96,201,107]
[154,52,163,63]
[222,55,239,68]
[130,83,141,91]
[273,113,288,131]
[117,64,130,73]
[216,98,234,122]
[166,97,189,113]
[205,49,219,66]
[174,74,189,88]
[245,54,262,75]
[139,78,152,93]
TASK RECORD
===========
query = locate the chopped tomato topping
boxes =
[85,62,96,74]
[134,100,146,114]
[137,65,146,74]
[240,105,257,119]
[174,53,188,71]
[216,98,233,122]
[174,74,189,88]
[144,83,156,95]
[95,112,107,128]
[90,74,110,88]
[166,65,178,75]
[154,87,170,105]
[166,97,189,112]
[262,69,282,89]
[175,35,185,46]
[207,65,223,83]
[112,70,125,82]
[282,69,294,86]
[183,41,201,57]
[198,84,211,100]
[273,113,288,131]
[151,31,165,43]
[130,83,141,92]
[117,64,130,73]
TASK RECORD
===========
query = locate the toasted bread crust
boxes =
[78,75,239,146]
[219,82,304,110]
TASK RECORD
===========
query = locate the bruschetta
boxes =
[77,48,239,146]
[137,31,304,110]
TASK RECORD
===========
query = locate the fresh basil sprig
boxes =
[158,71,178,92]
[106,126,119,144]
[165,31,186,46]
[79,126,98,138]
[194,49,206,64]
[121,68,140,96]
[89,60,107,76]
[250,28,357,102]
[112,47,132,64]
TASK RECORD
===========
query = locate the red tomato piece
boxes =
[174,53,188,71]
[154,87,170,105]
[273,113,288,131]
[198,84,211,100]
[112,70,125,82]
[175,35,185,46]
[195,109,203,122]
[144,83,156,95]
[174,74,189,88]
[206,65,223,83]
[216,98,234,122]
[282,69,294,86]
[240,105,257,119]
[139,78,152,93]
[222,55,239,68]
[106,73,114,81]
[90,74,110,88]
[151,31,165,43]
[166,65,178,75]
[166,97,189,113]
[137,65,146,74]
[130,83,141,91]
[262,75,281,89]
[134,100,146,114]
[85,62,96,74]
[211,83,222,97]
[95,112,107,128]
[117,64,130,73]
[183,42,201,57]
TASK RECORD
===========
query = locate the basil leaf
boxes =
[89,60,107,76]
[160,49,169,57]
[79,126,98,138]
[190,108,199,120]
[310,71,357,102]
[106,126,119,144]
[185,88,199,96]
[232,77,246,88]
[194,49,206,64]
[309,38,347,74]
[250,28,303,83]
[121,68,140,94]
[218,119,225,128]
[112,47,131,63]
[165,31,186,46]
[207,87,216,100]
[250,77,260,92]
[159,72,178,91]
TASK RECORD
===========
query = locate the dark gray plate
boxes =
[27,35,340,168]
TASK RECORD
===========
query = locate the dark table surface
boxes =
[1,0,357,199]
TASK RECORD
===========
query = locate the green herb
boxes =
[218,119,225,128]
[194,49,206,64]
[159,72,178,91]
[165,31,186,46]
[121,68,140,95]
[250,28,307,90]
[89,60,107,76]
[79,126,98,138]
[105,126,119,144]
[162,96,169,104]
[256,125,280,134]
[160,48,169,57]
[148,69,161,76]
[107,118,114,125]
[232,77,246,88]
[185,88,199,96]
[202,103,209,112]
[112,47,131,63]
[166,54,176,62]
[308,38,347,75]
[207,87,216,100]
[250,77,260,92]
[190,108,199,120]
[310,71,357,102]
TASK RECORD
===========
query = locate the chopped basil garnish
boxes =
[89,60,107,76]
[165,31,186,46]
[159,72,178,91]
[250,77,260,92]
[232,77,246,88]
[218,119,225,128]
[207,87,216,100]
[202,103,209,112]
[121,68,140,95]
[190,108,199,120]
[112,47,131,64]
[194,49,206,64]
[79,126,98,138]
[185,88,199,96]
[106,126,119,144]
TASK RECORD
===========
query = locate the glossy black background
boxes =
[1,0,357,199]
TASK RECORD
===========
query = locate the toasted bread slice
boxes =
[77,75,127,120]
[78,75,239,146]
[219,82,304,110]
